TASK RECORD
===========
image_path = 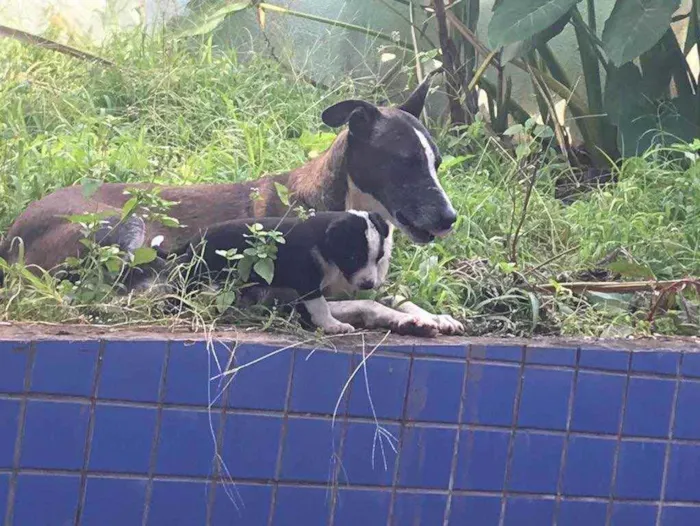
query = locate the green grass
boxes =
[1,32,699,336]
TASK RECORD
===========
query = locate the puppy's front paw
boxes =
[391,316,439,338]
[323,321,356,335]
[433,314,465,335]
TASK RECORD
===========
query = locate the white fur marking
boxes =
[150,235,164,248]
[303,296,354,333]
[413,128,450,203]
[347,210,382,289]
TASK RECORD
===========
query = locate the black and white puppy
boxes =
[171,211,394,334]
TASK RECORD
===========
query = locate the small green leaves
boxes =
[131,247,158,266]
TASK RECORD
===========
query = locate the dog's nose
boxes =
[358,279,375,290]
[436,209,457,232]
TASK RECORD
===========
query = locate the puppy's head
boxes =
[321,211,393,291]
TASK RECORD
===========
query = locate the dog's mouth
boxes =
[394,211,448,244]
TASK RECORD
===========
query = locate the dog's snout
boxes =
[358,279,375,290]
[437,208,457,232]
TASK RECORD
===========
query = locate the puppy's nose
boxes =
[436,208,457,232]
[358,279,375,290]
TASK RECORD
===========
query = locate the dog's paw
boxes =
[432,314,465,335]
[323,321,356,335]
[391,316,439,338]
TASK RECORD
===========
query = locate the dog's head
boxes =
[321,75,457,244]
[321,211,393,291]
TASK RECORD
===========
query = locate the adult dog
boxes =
[0,75,464,336]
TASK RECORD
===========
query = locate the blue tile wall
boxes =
[1,338,699,525]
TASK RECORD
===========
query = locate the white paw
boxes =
[322,321,356,335]
[432,314,465,335]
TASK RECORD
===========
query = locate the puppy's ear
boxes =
[321,100,380,139]
[367,212,390,239]
[398,74,433,119]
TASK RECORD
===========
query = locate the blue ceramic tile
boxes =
[631,351,680,375]
[611,503,656,526]
[471,344,523,362]
[414,343,467,359]
[221,413,282,479]
[211,483,272,526]
[623,377,674,438]
[335,489,390,526]
[563,436,616,497]
[463,363,520,426]
[89,405,156,473]
[571,371,625,434]
[665,444,700,502]
[525,346,576,366]
[517,368,573,430]
[0,399,20,468]
[681,352,700,378]
[673,381,700,439]
[20,401,88,470]
[98,341,166,402]
[579,347,630,372]
[454,429,509,491]
[406,358,464,423]
[392,492,447,526]
[0,341,30,393]
[13,474,79,526]
[30,340,98,396]
[348,354,409,420]
[342,422,399,486]
[165,341,231,407]
[155,409,220,476]
[148,480,207,526]
[272,486,329,526]
[82,477,147,526]
[0,474,8,523]
[280,417,341,483]
[662,506,700,526]
[398,425,455,488]
[375,344,414,356]
[615,441,665,500]
[227,344,291,411]
[557,500,607,526]
[290,349,352,415]
[508,432,564,493]
[449,496,501,525]
[504,497,555,526]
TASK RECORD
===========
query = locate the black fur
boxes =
[172,211,389,301]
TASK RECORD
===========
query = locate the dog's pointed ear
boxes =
[399,75,433,118]
[322,100,380,138]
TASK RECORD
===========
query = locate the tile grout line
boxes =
[497,345,526,526]
[655,352,683,526]
[74,341,106,526]
[385,344,415,526]
[140,340,171,526]
[327,348,356,526]
[553,347,581,526]
[442,345,470,526]
[605,350,634,526]
[3,341,35,526]
[266,346,296,526]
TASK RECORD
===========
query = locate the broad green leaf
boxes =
[274,182,290,207]
[81,178,102,199]
[215,291,236,314]
[501,8,573,63]
[121,197,139,220]
[176,2,251,38]
[237,257,253,282]
[488,0,581,48]
[603,63,647,126]
[254,258,275,285]
[132,247,157,266]
[602,0,681,66]
[105,258,122,274]
[607,260,656,280]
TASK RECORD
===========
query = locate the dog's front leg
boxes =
[328,300,439,338]
[303,297,356,334]
[385,295,465,335]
